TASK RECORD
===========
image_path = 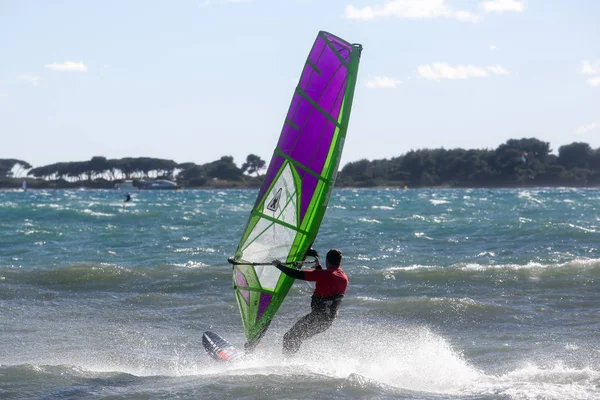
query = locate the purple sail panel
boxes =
[309,119,338,174]
[256,33,351,220]
[302,40,337,98]
[300,173,319,218]
[235,269,251,305]
[278,96,303,154]
[279,122,300,155]
[323,33,352,63]
[282,95,313,157]
[239,289,250,305]
[307,37,327,69]
[315,65,347,119]
[235,267,248,288]
[289,101,328,165]
[330,80,347,124]
[282,94,338,168]
[300,39,326,90]
[257,293,273,320]
[300,37,348,121]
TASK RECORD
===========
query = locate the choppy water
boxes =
[1,188,599,399]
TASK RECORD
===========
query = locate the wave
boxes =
[381,258,600,278]
[1,323,598,399]
[0,262,226,295]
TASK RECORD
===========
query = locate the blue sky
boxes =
[1,0,599,169]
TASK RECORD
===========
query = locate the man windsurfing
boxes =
[271,248,348,355]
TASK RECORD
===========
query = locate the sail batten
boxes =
[294,87,343,129]
[230,31,362,350]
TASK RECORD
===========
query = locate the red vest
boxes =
[302,267,348,298]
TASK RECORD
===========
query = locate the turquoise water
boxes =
[1,188,599,399]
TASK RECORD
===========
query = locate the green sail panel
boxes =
[231,31,362,350]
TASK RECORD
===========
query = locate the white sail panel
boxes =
[239,163,299,290]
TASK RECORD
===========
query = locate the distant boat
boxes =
[137,179,178,190]
[21,180,27,191]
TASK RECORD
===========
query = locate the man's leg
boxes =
[283,312,332,355]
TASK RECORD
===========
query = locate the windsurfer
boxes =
[271,248,348,355]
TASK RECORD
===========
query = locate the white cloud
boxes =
[481,0,525,14]
[365,76,401,88]
[575,121,599,136]
[487,65,510,75]
[45,61,88,72]
[417,63,511,80]
[345,0,479,22]
[345,0,524,21]
[453,10,479,22]
[345,5,375,20]
[489,44,497,50]
[587,77,600,87]
[580,61,600,87]
[199,0,210,7]
[581,60,600,75]
[418,63,488,80]
[17,73,42,86]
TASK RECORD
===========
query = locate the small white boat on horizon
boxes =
[137,179,178,190]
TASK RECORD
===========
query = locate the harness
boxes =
[310,294,344,320]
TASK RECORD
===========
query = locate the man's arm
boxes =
[271,260,306,280]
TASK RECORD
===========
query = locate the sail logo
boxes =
[267,188,282,212]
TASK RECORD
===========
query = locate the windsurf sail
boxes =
[229,31,363,350]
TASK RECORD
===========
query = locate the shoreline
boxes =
[3,178,599,191]
[3,184,599,191]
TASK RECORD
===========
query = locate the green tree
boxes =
[89,156,110,180]
[558,142,593,169]
[0,159,32,178]
[177,165,207,186]
[241,154,266,176]
[204,156,243,180]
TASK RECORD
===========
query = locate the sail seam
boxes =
[306,60,321,74]
[236,287,274,294]
[285,118,300,131]
[320,32,350,66]
[250,209,312,236]
[273,149,333,184]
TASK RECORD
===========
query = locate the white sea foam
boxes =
[171,261,208,268]
[82,209,114,217]
[518,190,544,205]
[458,258,600,272]
[568,223,596,233]
[371,205,394,210]
[180,325,600,399]
[430,199,449,205]
[414,232,434,240]
[359,217,381,224]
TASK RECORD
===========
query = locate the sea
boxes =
[1,188,599,400]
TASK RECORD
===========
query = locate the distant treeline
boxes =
[1,138,600,189]
[336,138,600,188]
[0,155,266,189]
